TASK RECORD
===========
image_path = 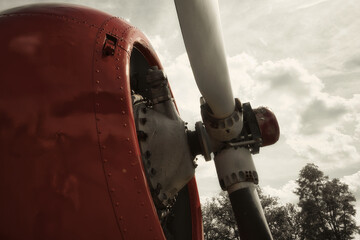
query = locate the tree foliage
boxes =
[202,189,299,240]
[258,188,301,239]
[295,163,360,240]
[202,192,239,240]
[202,163,359,240]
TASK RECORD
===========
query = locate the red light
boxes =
[253,107,280,147]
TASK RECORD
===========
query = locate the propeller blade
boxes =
[174,0,234,118]
[229,183,273,240]
[175,0,274,238]
[215,147,273,239]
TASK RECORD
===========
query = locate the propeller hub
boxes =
[200,98,243,142]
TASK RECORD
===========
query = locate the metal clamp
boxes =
[214,147,258,191]
[201,98,243,142]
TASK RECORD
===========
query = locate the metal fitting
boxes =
[146,66,171,104]
[201,98,243,142]
[214,147,258,191]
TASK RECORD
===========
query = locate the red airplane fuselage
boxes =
[0,4,203,239]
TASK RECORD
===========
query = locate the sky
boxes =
[1,0,359,234]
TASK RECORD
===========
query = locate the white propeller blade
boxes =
[174,0,234,118]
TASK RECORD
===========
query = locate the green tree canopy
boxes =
[295,163,359,240]
[202,188,299,240]
[202,163,359,240]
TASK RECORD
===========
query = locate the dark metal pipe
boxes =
[229,186,273,240]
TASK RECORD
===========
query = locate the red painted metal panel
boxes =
[0,3,203,239]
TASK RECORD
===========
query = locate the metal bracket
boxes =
[102,34,117,56]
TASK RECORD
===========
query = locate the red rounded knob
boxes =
[253,107,280,147]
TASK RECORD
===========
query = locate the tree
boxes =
[295,163,360,240]
[202,189,299,240]
[258,188,300,240]
[202,192,239,240]
[202,164,359,240]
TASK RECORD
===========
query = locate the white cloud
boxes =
[165,53,202,126]
[295,0,330,11]
[163,50,359,210]
[262,180,298,204]
[342,171,360,193]
[226,53,360,170]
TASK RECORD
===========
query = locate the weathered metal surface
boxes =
[0,4,203,239]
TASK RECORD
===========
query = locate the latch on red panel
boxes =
[103,34,117,56]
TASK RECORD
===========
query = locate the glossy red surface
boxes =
[254,107,280,147]
[0,4,203,239]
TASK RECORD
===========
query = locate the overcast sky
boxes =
[1,0,359,234]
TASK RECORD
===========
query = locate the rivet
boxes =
[116,202,120,206]
[96,69,100,73]
[103,159,108,163]
[96,103,100,107]
[110,188,115,192]
[102,145,106,149]
[122,169,127,173]
[129,150,132,154]
[116,58,120,61]
[123,123,127,127]
[119,216,123,220]
[116,66,120,70]
[117,76,121,79]
[108,172,112,176]
[120,86,123,90]
[134,176,138,181]
[122,111,126,114]
[120,98,124,101]
[96,80,100,84]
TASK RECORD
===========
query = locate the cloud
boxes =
[341,171,360,193]
[343,55,360,70]
[295,0,330,11]
[163,52,202,127]
[262,180,298,204]
[225,54,360,170]
[162,50,359,193]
